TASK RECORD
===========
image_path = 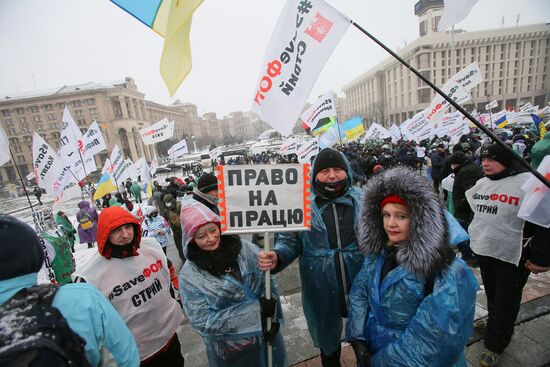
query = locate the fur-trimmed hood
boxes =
[359,166,452,278]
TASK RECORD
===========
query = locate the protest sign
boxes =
[82,121,107,157]
[389,124,402,143]
[217,164,311,234]
[139,117,175,145]
[251,0,350,136]
[168,139,189,158]
[32,133,65,196]
[361,122,390,143]
[209,146,222,159]
[280,137,298,155]
[296,138,319,163]
[300,90,337,131]
[402,111,432,142]
[318,125,342,148]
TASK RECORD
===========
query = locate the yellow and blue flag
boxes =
[111,0,204,96]
[93,173,118,201]
[495,115,508,129]
[342,117,365,141]
[531,113,545,138]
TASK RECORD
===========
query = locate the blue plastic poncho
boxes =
[273,151,364,354]
[179,198,287,367]
[346,252,478,366]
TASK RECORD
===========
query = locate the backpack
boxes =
[0,284,91,367]
[78,212,94,230]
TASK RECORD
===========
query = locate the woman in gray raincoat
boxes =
[178,198,287,367]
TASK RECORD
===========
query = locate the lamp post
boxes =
[191,135,198,152]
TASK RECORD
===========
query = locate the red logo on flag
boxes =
[305,12,333,42]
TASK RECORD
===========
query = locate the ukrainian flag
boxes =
[342,117,365,141]
[495,115,508,129]
[111,0,204,95]
[143,182,153,198]
[93,173,118,201]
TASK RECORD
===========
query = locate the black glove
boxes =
[259,297,279,344]
[259,297,276,319]
[351,341,371,367]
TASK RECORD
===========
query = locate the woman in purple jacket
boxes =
[76,201,98,248]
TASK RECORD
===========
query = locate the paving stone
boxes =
[516,317,550,350]
[502,328,550,367]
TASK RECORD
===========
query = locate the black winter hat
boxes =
[197,173,218,194]
[0,214,44,280]
[480,142,515,168]
[449,152,468,166]
[312,148,348,178]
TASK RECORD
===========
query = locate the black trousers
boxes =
[476,254,530,354]
[141,333,184,367]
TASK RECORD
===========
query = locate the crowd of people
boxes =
[1,119,549,367]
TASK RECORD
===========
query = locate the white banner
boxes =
[32,133,65,196]
[53,179,82,208]
[280,137,299,155]
[518,155,550,228]
[318,125,341,149]
[59,107,94,179]
[141,160,152,184]
[0,127,10,166]
[251,0,350,136]
[539,106,550,115]
[300,90,337,131]
[485,100,498,110]
[82,121,107,157]
[433,112,463,138]
[139,118,175,145]
[453,62,483,91]
[425,79,472,124]
[402,110,432,143]
[362,122,390,142]
[449,120,470,144]
[133,157,146,173]
[217,164,312,234]
[296,138,319,163]
[519,102,533,111]
[438,0,479,31]
[168,139,189,159]
[124,158,139,180]
[150,155,159,176]
[209,146,222,160]
[389,124,402,143]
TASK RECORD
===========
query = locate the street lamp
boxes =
[191,135,198,152]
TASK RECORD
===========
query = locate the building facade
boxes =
[0,77,204,186]
[342,0,550,126]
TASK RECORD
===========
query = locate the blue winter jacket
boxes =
[0,273,140,367]
[273,152,364,354]
[346,253,478,366]
[179,239,287,367]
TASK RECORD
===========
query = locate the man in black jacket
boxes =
[449,152,483,265]
[429,143,448,196]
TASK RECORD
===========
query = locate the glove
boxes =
[259,297,276,319]
[351,341,371,367]
[263,320,280,344]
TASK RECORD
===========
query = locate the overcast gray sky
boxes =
[1,0,548,117]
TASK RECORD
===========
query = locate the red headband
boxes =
[380,194,408,209]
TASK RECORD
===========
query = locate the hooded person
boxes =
[0,214,140,366]
[178,198,287,367]
[55,210,77,252]
[346,166,478,367]
[76,200,98,249]
[466,142,550,367]
[141,205,171,254]
[163,194,185,261]
[192,172,220,215]
[73,206,184,365]
[37,207,76,285]
[258,147,364,367]
[131,180,143,203]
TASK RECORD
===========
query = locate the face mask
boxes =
[206,194,219,205]
[166,202,173,208]
[151,213,158,218]
[314,178,348,199]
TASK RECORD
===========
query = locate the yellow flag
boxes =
[160,0,204,96]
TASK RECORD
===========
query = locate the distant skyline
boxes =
[1,0,548,118]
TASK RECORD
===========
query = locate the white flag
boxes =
[296,138,319,163]
[402,111,433,143]
[251,0,350,136]
[125,158,139,180]
[453,62,483,91]
[141,160,152,184]
[168,139,189,159]
[518,155,550,228]
[437,0,479,31]
[82,121,107,157]
[32,133,65,196]
[362,122,391,142]
[318,125,341,149]
[106,145,125,183]
[209,146,222,160]
[485,100,498,110]
[0,127,10,166]
[280,137,299,154]
[539,106,550,115]
[139,117,175,145]
[150,155,159,176]
[519,102,533,111]
[425,79,472,124]
[388,124,402,143]
[300,90,338,131]
[449,120,470,144]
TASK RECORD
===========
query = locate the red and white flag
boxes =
[252,0,350,136]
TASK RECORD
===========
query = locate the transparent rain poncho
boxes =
[178,198,287,367]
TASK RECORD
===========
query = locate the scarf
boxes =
[314,178,348,199]
[188,235,242,277]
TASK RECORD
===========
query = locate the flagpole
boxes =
[350,21,550,189]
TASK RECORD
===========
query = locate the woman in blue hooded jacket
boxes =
[178,198,287,367]
[346,167,478,366]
